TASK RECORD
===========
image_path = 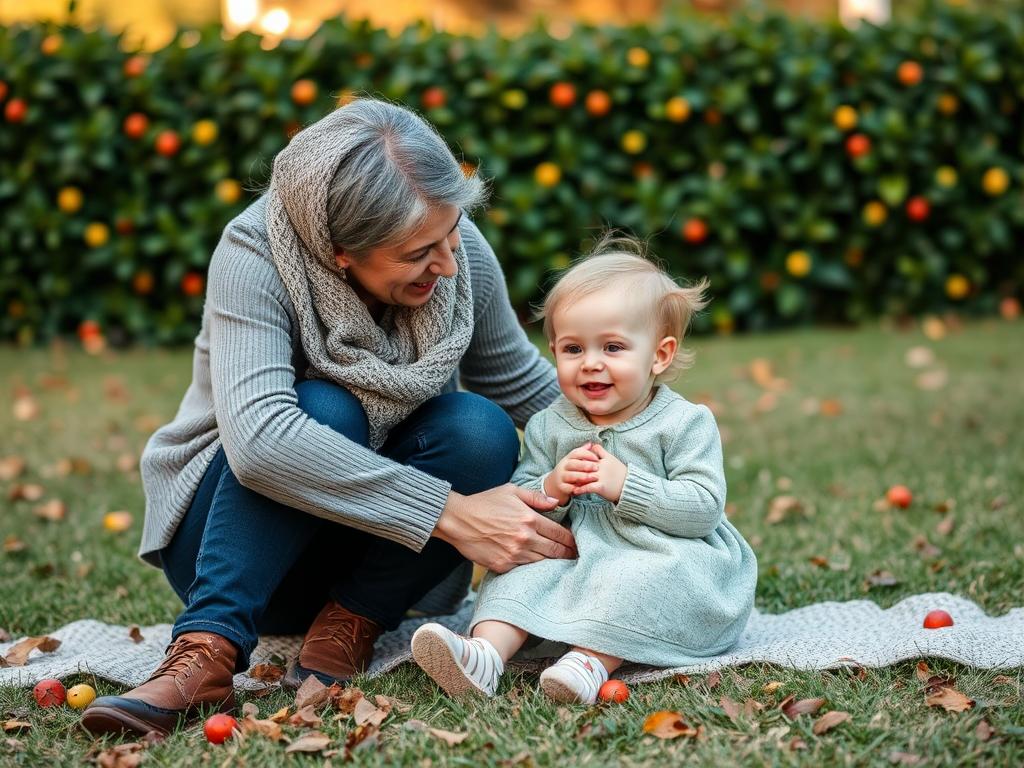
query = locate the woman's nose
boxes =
[429,241,458,277]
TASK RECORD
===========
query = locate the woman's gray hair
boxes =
[324,98,487,258]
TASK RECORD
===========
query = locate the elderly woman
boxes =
[82,99,573,736]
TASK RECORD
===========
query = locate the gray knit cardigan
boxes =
[138,196,560,567]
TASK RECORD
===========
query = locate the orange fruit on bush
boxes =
[598,679,630,703]
[291,79,318,106]
[626,47,650,68]
[922,610,954,629]
[534,162,562,188]
[192,119,218,146]
[886,485,912,509]
[155,130,181,157]
[833,105,858,131]
[215,178,242,204]
[123,55,148,78]
[40,34,63,55]
[937,93,959,116]
[621,130,646,154]
[682,218,708,244]
[84,222,110,248]
[1000,296,1021,320]
[132,271,154,295]
[905,196,930,222]
[181,272,205,297]
[785,250,812,278]
[897,60,923,86]
[863,200,887,227]
[585,90,611,117]
[421,86,446,110]
[57,187,83,214]
[549,82,576,109]
[945,274,969,300]
[123,112,149,139]
[665,96,691,123]
[845,133,871,159]
[4,98,27,123]
[982,167,1009,196]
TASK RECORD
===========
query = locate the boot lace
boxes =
[313,604,376,664]
[151,635,215,682]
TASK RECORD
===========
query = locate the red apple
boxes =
[923,609,954,629]
[33,678,66,707]
[598,679,629,703]
[886,485,912,509]
[204,712,238,744]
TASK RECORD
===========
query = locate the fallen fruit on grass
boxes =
[923,610,954,629]
[33,678,66,707]
[66,683,96,709]
[886,485,913,509]
[103,511,133,532]
[598,679,629,703]
[204,713,238,744]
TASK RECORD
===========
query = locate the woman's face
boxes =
[334,205,463,317]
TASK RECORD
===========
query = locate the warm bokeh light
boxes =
[260,7,291,35]
[839,0,891,29]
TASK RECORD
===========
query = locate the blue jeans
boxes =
[159,381,520,670]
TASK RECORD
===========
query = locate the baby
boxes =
[412,235,757,703]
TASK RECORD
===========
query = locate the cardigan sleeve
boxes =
[206,217,452,552]
[612,403,726,538]
[510,410,572,523]
[457,219,561,428]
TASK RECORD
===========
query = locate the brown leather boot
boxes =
[283,600,382,689]
[80,631,237,736]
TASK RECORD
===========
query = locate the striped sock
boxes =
[539,650,609,704]
[411,623,504,698]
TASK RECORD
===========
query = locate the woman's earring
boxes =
[340,267,347,281]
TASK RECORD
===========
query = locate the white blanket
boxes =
[1,593,1020,690]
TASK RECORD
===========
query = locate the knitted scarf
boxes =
[265,108,474,450]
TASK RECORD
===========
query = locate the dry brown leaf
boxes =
[12,396,40,422]
[247,663,283,683]
[819,399,843,417]
[674,674,691,686]
[743,698,764,716]
[128,626,144,644]
[0,628,8,642]
[812,710,851,735]
[642,711,701,740]
[935,516,955,536]
[975,719,994,741]
[116,453,138,473]
[268,706,290,722]
[915,662,930,682]
[2,720,31,732]
[863,570,900,590]
[284,731,331,753]
[2,535,26,554]
[54,457,92,476]
[239,712,285,742]
[405,721,470,746]
[288,705,322,728]
[374,693,410,713]
[330,685,365,715]
[992,675,1014,686]
[763,681,783,694]
[719,696,741,723]
[0,635,61,666]
[704,670,722,689]
[0,457,26,481]
[915,369,948,391]
[7,484,44,502]
[925,686,974,712]
[780,695,826,718]
[904,346,935,369]
[888,751,923,765]
[294,674,330,710]
[344,723,380,756]
[96,742,146,768]
[765,495,805,525]
[353,696,388,727]
[240,702,259,718]
[33,499,66,522]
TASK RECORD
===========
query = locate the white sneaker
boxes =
[539,651,609,704]
[411,623,504,698]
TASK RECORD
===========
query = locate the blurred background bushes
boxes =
[1,0,1022,344]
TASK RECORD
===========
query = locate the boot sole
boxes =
[79,696,236,737]
[410,628,487,699]
[540,675,586,704]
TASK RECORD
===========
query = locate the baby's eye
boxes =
[605,343,624,352]
[563,344,583,354]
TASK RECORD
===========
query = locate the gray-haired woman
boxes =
[82,98,573,737]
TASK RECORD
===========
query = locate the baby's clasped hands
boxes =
[543,442,628,505]
[572,443,627,503]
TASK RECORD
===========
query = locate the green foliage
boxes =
[1,2,1022,343]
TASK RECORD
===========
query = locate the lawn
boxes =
[1,319,1022,766]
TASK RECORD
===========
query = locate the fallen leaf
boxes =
[763,681,783,694]
[288,705,322,728]
[925,686,974,712]
[268,706,290,722]
[935,516,955,536]
[1,536,26,554]
[54,457,92,476]
[915,369,948,391]
[704,670,722,690]
[812,710,851,735]
[819,399,843,417]
[0,457,26,481]
[7,484,44,502]
[241,702,259,718]
[3,737,24,751]
[128,626,144,644]
[904,346,935,369]
[330,685,364,715]
[743,698,764,717]
[992,675,1014,686]
[888,751,923,765]
[673,674,691,686]
[33,499,66,522]
[248,663,284,683]
[766,495,805,525]
[719,696,741,723]
[353,696,388,727]
[863,570,900,590]
[344,723,379,756]
[239,712,285,742]
[912,535,941,559]
[96,742,146,768]
[642,711,701,739]
[780,695,826,718]
[0,636,61,666]
[975,719,994,741]
[284,731,331,753]
[374,693,411,713]
[404,720,470,746]
[915,662,930,682]
[0,629,8,642]
[1,721,31,732]
[789,737,808,750]
[294,674,330,710]
[12,396,39,422]
[116,453,138,473]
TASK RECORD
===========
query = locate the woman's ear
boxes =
[334,247,351,270]
[652,336,678,375]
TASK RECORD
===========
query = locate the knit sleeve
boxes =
[458,218,560,428]
[511,410,572,523]
[612,404,726,538]
[206,218,452,552]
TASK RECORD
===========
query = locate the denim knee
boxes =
[295,380,369,446]
[442,392,520,482]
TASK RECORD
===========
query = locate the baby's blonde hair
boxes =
[536,234,709,384]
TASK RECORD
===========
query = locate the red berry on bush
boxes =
[845,133,871,159]
[123,55,148,78]
[905,196,930,222]
[4,98,27,123]
[181,272,205,297]
[585,89,611,117]
[549,82,576,109]
[421,86,446,110]
[33,679,66,708]
[682,218,708,244]
[77,320,102,341]
[897,60,923,86]
[123,112,149,139]
[155,130,181,157]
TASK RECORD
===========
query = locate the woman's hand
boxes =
[543,443,601,505]
[433,485,578,574]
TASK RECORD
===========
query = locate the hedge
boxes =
[1,1,1022,345]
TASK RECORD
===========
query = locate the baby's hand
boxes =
[543,443,600,506]
[572,443,627,504]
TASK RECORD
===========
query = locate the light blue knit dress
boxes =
[470,385,757,666]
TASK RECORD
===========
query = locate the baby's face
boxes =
[549,289,671,426]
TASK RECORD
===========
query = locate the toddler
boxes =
[412,235,757,703]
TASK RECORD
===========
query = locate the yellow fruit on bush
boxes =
[215,178,242,204]
[935,166,958,188]
[665,96,691,123]
[103,511,133,532]
[621,130,647,154]
[627,47,650,68]
[982,167,1009,196]
[863,201,888,227]
[937,93,959,116]
[500,89,527,110]
[833,105,858,131]
[57,187,83,214]
[67,684,96,709]
[945,274,969,300]
[192,119,218,146]
[84,222,110,248]
[534,162,562,188]
[785,250,812,278]
[40,34,63,55]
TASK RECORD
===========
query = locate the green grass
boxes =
[1,320,1022,766]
